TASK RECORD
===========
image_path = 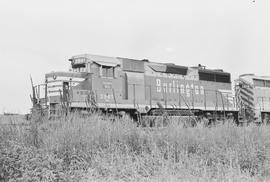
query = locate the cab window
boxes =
[101,66,114,78]
[72,63,86,72]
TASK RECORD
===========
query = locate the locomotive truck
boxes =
[31,54,239,124]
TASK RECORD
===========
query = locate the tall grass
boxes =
[1,113,270,181]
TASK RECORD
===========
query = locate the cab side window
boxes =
[101,66,114,78]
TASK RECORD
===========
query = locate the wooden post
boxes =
[215,90,218,121]
[45,79,48,107]
[133,84,136,108]
[227,93,229,110]
[204,90,207,110]
[162,85,165,108]
[149,85,152,108]
[178,87,181,108]
[38,85,40,100]
[165,89,167,109]
[262,97,265,111]
[218,91,225,121]
[191,89,194,109]
[112,88,118,114]
[215,90,218,110]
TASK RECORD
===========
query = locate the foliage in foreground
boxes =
[1,114,270,181]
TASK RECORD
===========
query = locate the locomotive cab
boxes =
[45,55,124,117]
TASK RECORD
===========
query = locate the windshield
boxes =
[72,63,86,72]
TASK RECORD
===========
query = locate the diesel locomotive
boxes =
[235,74,270,123]
[31,54,239,123]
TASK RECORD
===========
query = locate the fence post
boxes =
[204,90,207,110]
[215,90,218,111]
[149,85,152,108]
[112,88,118,114]
[227,93,229,110]
[178,87,181,109]
[133,84,136,108]
[191,89,194,109]
[262,97,264,111]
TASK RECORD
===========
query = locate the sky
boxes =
[0,0,269,114]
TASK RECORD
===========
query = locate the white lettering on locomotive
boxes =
[100,93,113,101]
[163,82,168,93]
[155,78,204,96]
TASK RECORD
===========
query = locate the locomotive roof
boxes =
[71,54,121,67]
[70,54,230,75]
[239,74,270,82]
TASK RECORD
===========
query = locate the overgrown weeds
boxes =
[1,113,270,181]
